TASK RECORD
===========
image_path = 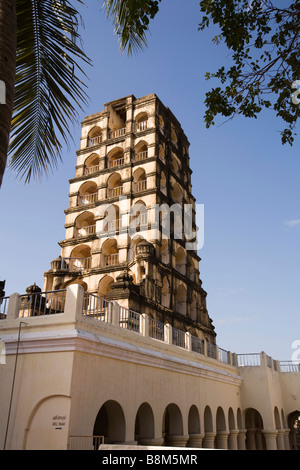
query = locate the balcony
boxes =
[108,157,124,168]
[77,224,96,237]
[135,150,148,162]
[104,253,119,266]
[134,180,147,192]
[61,257,92,271]
[109,128,126,139]
[88,135,102,147]
[108,186,123,198]
[78,192,98,206]
[85,165,100,176]
[135,120,148,132]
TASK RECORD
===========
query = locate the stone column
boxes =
[139,438,164,447]
[202,432,216,449]
[215,431,229,449]
[246,428,257,450]
[237,429,247,450]
[255,430,264,450]
[276,429,286,450]
[188,433,204,448]
[228,429,239,450]
[165,435,189,447]
[283,428,290,450]
[263,430,278,450]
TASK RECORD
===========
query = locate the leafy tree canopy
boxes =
[199,0,300,145]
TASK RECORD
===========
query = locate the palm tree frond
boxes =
[8,0,92,183]
[103,0,160,55]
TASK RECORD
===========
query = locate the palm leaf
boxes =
[8,0,91,183]
[103,0,159,55]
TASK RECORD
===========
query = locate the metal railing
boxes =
[0,296,9,319]
[68,435,104,450]
[119,307,140,333]
[236,353,261,367]
[83,293,110,322]
[60,257,91,271]
[219,347,230,364]
[149,317,164,341]
[20,290,66,318]
[172,327,186,349]
[280,361,300,373]
[207,342,217,359]
[191,336,204,355]
[109,128,126,139]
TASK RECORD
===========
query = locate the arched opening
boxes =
[103,204,120,233]
[98,275,114,298]
[74,211,96,238]
[203,406,214,448]
[162,403,185,447]
[135,112,148,132]
[134,141,148,161]
[161,276,170,308]
[215,407,227,449]
[171,125,178,146]
[93,400,125,445]
[84,153,100,175]
[101,238,119,267]
[175,246,186,275]
[158,143,165,162]
[160,171,167,195]
[67,244,92,271]
[245,408,265,450]
[172,183,184,203]
[87,126,102,147]
[175,284,187,316]
[288,410,300,450]
[135,403,155,445]
[130,201,147,233]
[172,154,181,176]
[133,167,147,192]
[78,181,98,206]
[108,147,124,168]
[190,295,197,321]
[107,172,123,198]
[188,405,201,447]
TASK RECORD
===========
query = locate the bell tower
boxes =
[43,93,216,343]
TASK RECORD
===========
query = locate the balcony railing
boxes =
[83,292,110,322]
[191,336,205,355]
[78,193,98,206]
[172,327,186,349]
[108,186,123,198]
[77,224,96,237]
[104,253,119,266]
[109,128,126,139]
[60,257,92,271]
[88,135,102,146]
[135,150,148,161]
[135,120,148,132]
[105,219,120,232]
[280,361,300,373]
[134,180,147,192]
[119,307,140,333]
[108,158,124,168]
[20,290,66,317]
[236,353,261,367]
[149,317,164,341]
[85,165,100,176]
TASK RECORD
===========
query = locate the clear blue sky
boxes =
[1,0,299,361]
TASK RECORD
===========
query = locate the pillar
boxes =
[263,430,278,450]
[188,433,204,448]
[237,429,247,450]
[276,429,286,450]
[215,431,229,449]
[228,429,239,450]
[246,428,257,450]
[283,428,290,450]
[165,435,189,447]
[202,432,216,449]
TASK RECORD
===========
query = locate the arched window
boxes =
[67,244,92,270]
[103,204,120,233]
[134,141,148,161]
[87,126,102,147]
[133,168,147,192]
[107,172,123,198]
[107,147,124,168]
[74,211,96,238]
[161,277,170,308]
[135,112,148,132]
[84,153,100,175]
[175,284,187,315]
[78,181,98,206]
[98,275,114,297]
[175,247,186,275]
[101,238,119,266]
[130,201,148,232]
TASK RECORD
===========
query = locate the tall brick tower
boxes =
[43,94,216,343]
